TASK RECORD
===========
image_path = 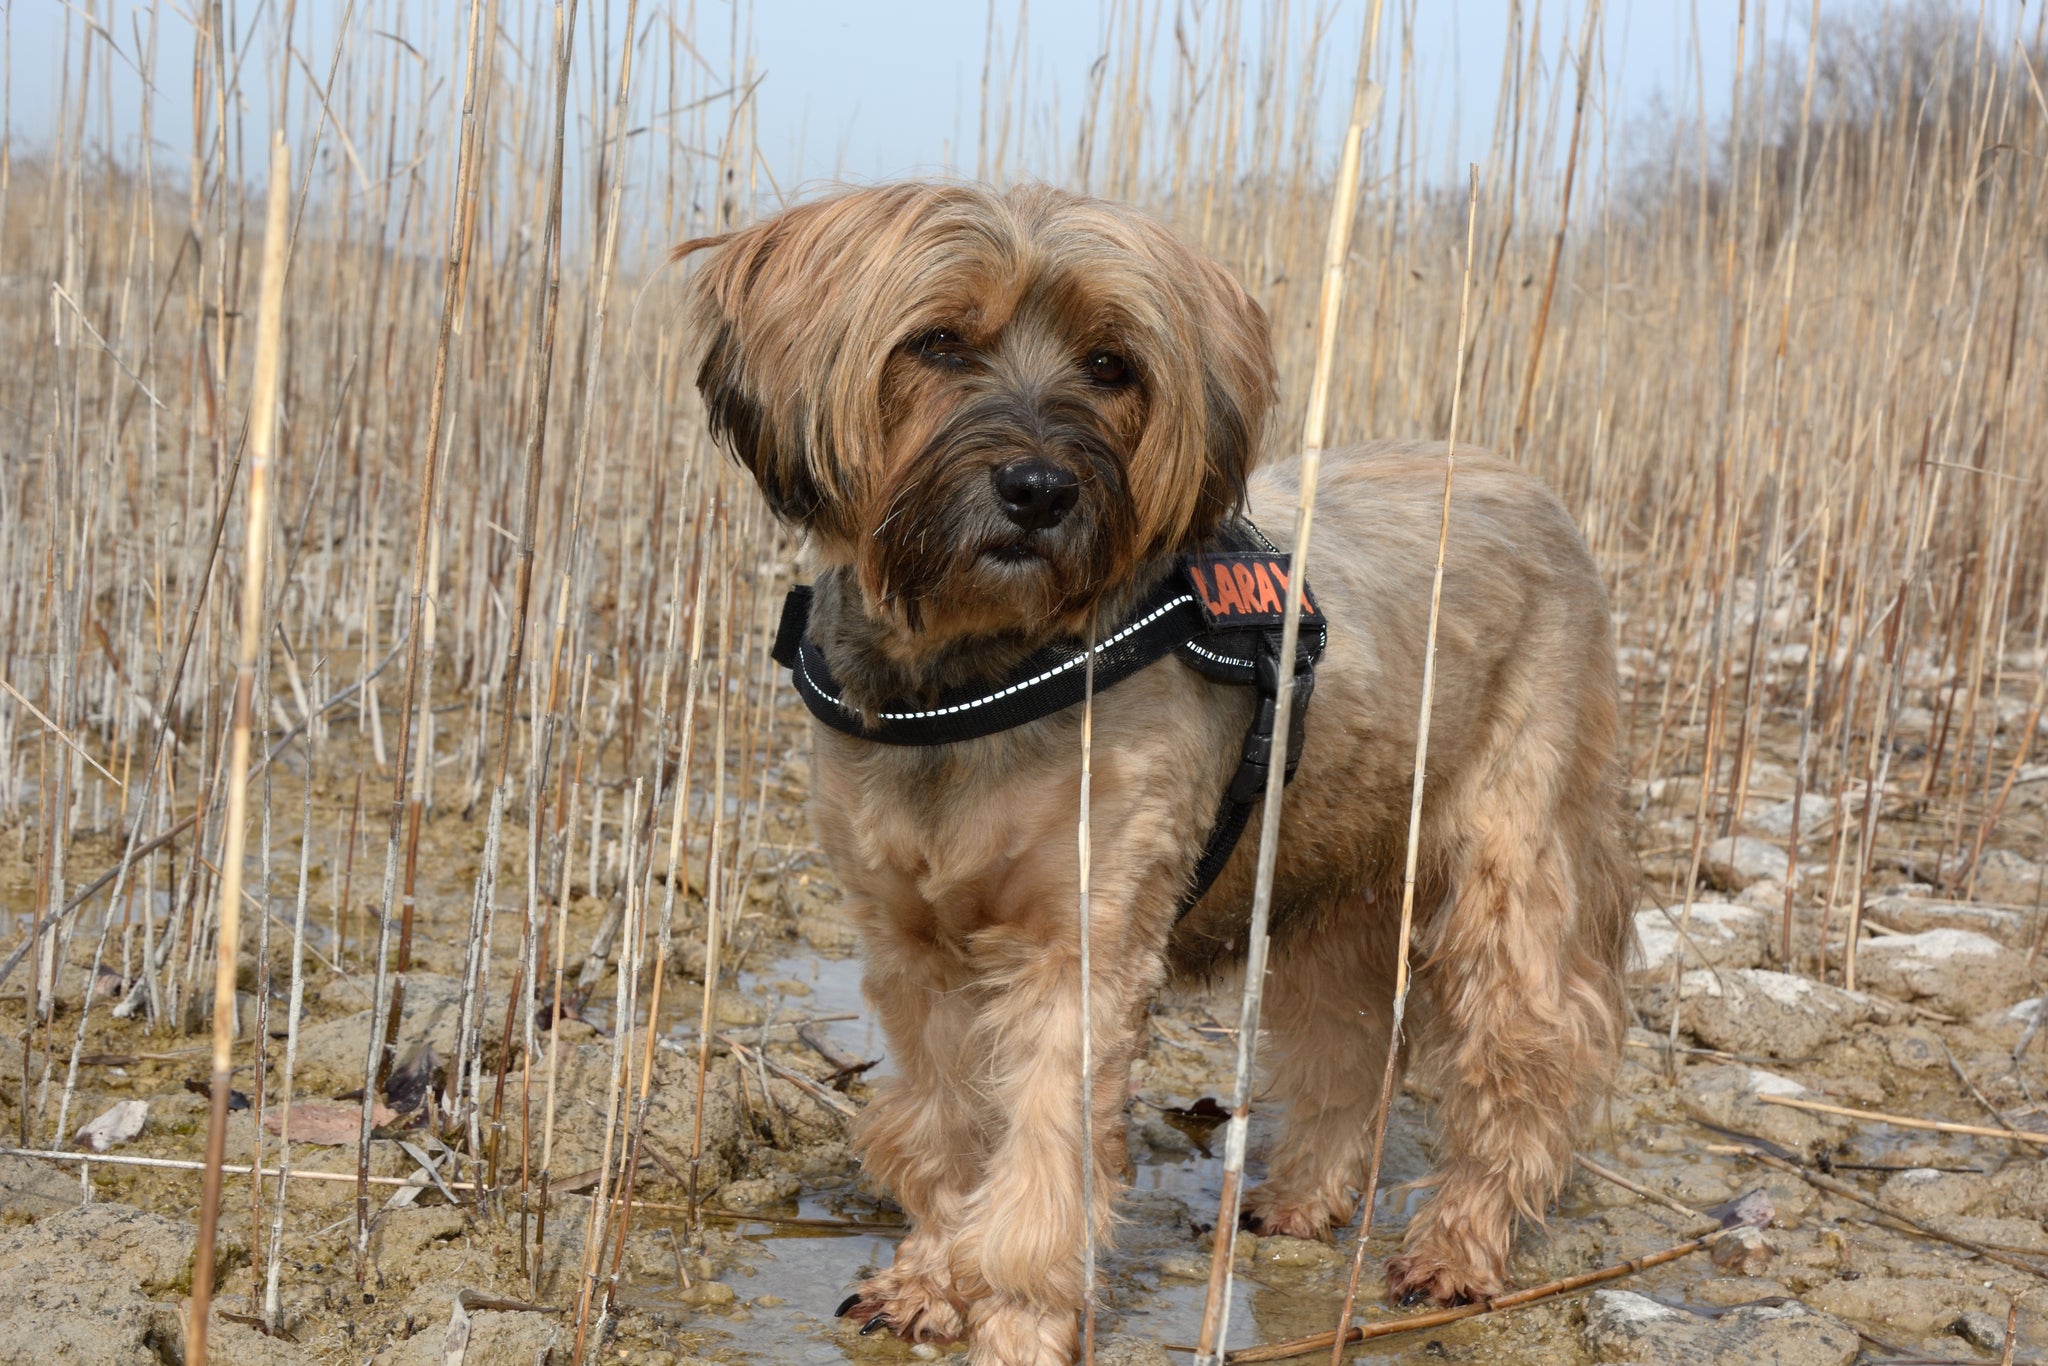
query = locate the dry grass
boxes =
[2,0,2045,1358]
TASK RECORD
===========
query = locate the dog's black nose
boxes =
[991,458,1079,530]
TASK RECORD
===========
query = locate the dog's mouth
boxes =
[978,540,1047,566]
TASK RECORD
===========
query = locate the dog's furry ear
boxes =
[1184,254,1275,533]
[675,190,926,534]
[1112,226,1275,553]
[674,217,835,528]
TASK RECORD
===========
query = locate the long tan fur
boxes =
[678,182,1632,1366]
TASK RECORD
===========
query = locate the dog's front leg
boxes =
[948,919,1152,1366]
[840,909,985,1344]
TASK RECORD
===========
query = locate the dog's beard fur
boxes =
[677,182,1275,704]
[869,387,1136,635]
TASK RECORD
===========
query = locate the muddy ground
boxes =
[2,679,2046,1365]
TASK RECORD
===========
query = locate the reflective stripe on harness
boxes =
[770,521,1328,921]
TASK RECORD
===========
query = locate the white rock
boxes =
[1972,849,2043,905]
[1737,878,1788,910]
[1856,929,2029,1016]
[1745,794,1836,841]
[1864,894,2027,947]
[1631,903,1769,979]
[1584,1289,1859,1366]
[1682,1064,1846,1150]
[1702,835,1789,891]
[72,1100,147,1153]
[1658,969,1872,1060]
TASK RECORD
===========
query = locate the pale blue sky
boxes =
[5,2,1748,187]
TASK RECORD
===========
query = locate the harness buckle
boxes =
[1225,638,1318,804]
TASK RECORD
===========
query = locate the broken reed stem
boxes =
[1572,1152,1712,1225]
[1754,1093,2048,1149]
[1194,13,1382,1360]
[1710,1143,2048,1282]
[1224,1230,1727,1364]
[1329,160,1479,1366]
[189,130,290,1366]
[0,812,199,990]
[0,1146,479,1190]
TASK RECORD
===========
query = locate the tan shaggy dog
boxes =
[677,181,1632,1366]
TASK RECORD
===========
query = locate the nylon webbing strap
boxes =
[770,522,1326,920]
[773,573,1206,746]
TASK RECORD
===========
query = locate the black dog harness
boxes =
[770,522,1327,920]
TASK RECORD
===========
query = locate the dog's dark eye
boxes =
[910,327,969,368]
[1086,351,1133,387]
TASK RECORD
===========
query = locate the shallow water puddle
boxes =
[637,945,1486,1362]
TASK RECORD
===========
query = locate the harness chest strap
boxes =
[770,531,1328,920]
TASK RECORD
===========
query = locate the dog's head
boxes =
[678,182,1275,652]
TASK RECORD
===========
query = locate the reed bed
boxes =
[2,1,2045,1361]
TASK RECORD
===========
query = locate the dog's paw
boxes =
[834,1268,967,1345]
[1240,1183,1350,1241]
[1383,1250,1500,1308]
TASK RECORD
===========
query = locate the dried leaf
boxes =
[1709,1188,1778,1230]
[182,1077,250,1110]
[73,1099,148,1152]
[385,1042,440,1116]
[266,1100,396,1145]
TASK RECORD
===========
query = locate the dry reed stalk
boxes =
[189,129,291,1366]
[1193,12,1382,1360]
[1781,506,1832,966]
[489,0,579,1205]
[1509,0,1598,458]
[571,775,642,1361]
[261,766,318,1329]
[356,0,492,1280]
[683,497,736,1207]
[0,1145,479,1190]
[1754,1093,2048,1149]
[540,660,598,1192]
[1710,1142,2048,1282]
[600,484,714,1309]
[1223,1228,1732,1364]
[1327,161,1480,1366]
[1077,628,1099,1366]
[9,6,2048,1360]
[0,812,198,989]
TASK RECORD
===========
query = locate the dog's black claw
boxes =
[861,1313,892,1337]
[834,1293,862,1319]
[1398,1288,1433,1308]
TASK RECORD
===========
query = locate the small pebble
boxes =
[1950,1310,2009,1352]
